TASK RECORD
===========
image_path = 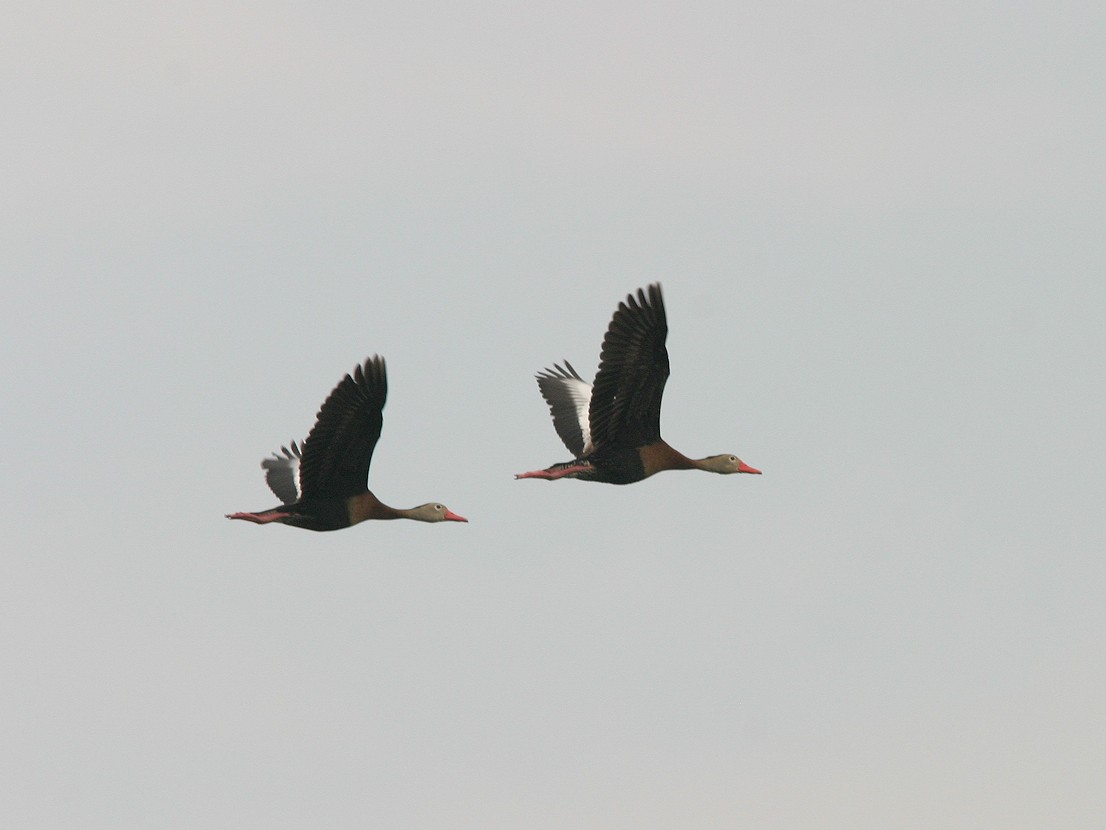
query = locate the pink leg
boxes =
[225,511,293,524]
[514,464,591,480]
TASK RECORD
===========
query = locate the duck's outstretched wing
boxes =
[261,441,302,505]
[536,361,594,458]
[588,284,669,450]
[297,356,388,500]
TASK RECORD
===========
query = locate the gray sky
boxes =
[3,1,1105,827]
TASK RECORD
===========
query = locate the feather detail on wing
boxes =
[536,361,594,457]
[297,356,388,500]
[589,284,669,450]
[261,442,302,505]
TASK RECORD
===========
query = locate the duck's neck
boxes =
[388,506,428,521]
[347,492,402,525]
[640,441,696,476]
[689,456,721,472]
[347,492,444,524]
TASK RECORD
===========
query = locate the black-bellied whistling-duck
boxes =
[226,356,467,530]
[515,283,762,485]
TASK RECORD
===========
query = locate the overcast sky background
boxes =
[3,1,1105,827]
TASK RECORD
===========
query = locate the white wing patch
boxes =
[536,362,594,458]
[261,441,303,505]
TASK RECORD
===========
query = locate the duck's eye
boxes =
[435,504,444,510]
[729,456,737,462]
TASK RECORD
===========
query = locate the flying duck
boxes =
[516,284,761,485]
[227,356,467,530]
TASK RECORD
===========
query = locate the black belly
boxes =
[281,499,352,532]
[588,447,646,485]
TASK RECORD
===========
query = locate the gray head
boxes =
[697,454,762,475]
[407,503,469,523]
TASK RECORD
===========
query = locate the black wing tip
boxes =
[608,284,667,339]
[623,282,664,311]
[345,354,387,411]
[535,360,584,383]
[352,354,387,384]
[260,440,302,469]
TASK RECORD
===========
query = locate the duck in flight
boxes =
[516,284,761,485]
[227,356,467,530]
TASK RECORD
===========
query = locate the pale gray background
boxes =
[3,1,1104,827]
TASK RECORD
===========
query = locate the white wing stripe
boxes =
[536,361,594,457]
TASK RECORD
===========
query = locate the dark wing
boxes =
[588,284,669,450]
[297,356,388,500]
[261,441,302,505]
[536,361,594,458]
